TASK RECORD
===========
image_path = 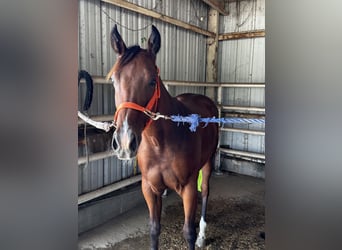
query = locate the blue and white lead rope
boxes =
[170,114,265,132]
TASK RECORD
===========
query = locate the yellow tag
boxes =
[197,169,202,192]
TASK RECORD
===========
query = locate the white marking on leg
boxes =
[162,189,168,198]
[196,216,207,247]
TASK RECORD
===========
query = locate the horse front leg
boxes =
[182,180,198,250]
[141,178,162,250]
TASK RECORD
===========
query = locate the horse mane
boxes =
[106,45,141,80]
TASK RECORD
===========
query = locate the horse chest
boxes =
[144,165,187,195]
[139,151,196,193]
[138,131,201,194]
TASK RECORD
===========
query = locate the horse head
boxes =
[108,25,161,159]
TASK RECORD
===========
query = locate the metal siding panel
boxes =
[220,0,263,33]
[109,157,115,183]
[102,85,115,115]
[101,3,115,80]
[78,163,83,195]
[79,0,87,70]
[90,161,100,191]
[255,0,265,30]
[219,1,236,33]
[95,161,102,190]
[218,0,265,158]
[235,39,253,82]
[103,158,110,185]
[81,163,91,194]
[116,158,122,181]
[247,134,265,153]
[78,84,86,112]
[232,132,247,151]
[219,40,238,82]
[81,0,102,74]
[164,24,177,80]
[175,28,185,80]
[251,38,265,82]
[121,160,127,179]
[250,87,265,107]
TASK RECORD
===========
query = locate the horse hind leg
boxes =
[196,160,212,248]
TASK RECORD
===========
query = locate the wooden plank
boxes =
[78,175,141,205]
[164,81,220,87]
[101,0,215,37]
[221,106,265,112]
[202,0,229,15]
[79,77,265,88]
[78,151,116,165]
[221,127,265,136]
[220,148,265,160]
[205,8,219,99]
[219,30,265,41]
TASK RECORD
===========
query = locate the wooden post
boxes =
[205,8,220,173]
[205,8,219,99]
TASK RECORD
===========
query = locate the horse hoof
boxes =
[195,237,205,248]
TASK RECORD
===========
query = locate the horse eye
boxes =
[149,78,156,87]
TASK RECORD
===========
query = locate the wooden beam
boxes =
[202,0,229,15]
[79,77,265,88]
[78,175,141,205]
[220,148,265,160]
[205,8,219,100]
[206,8,219,83]
[219,30,265,41]
[101,0,215,37]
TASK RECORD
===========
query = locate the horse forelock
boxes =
[106,45,142,80]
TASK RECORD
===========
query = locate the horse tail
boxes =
[78,70,93,111]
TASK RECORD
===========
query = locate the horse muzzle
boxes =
[112,126,140,160]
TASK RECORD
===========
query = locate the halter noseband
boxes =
[113,68,161,129]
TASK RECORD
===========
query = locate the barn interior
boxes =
[77,0,265,249]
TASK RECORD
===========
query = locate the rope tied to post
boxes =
[78,110,264,133]
[169,114,265,132]
[78,111,116,132]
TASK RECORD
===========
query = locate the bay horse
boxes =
[107,24,219,250]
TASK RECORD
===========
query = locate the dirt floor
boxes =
[79,172,265,250]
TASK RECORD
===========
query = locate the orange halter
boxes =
[113,68,161,129]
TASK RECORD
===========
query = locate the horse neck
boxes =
[143,79,175,136]
[157,80,174,113]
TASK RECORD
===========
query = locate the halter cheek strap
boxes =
[113,68,161,129]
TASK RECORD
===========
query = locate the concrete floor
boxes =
[78,172,265,249]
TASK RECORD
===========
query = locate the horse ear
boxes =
[148,25,161,55]
[110,24,127,55]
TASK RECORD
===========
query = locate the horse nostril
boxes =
[129,135,138,153]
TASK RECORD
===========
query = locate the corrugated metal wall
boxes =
[218,0,265,159]
[78,0,209,195]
